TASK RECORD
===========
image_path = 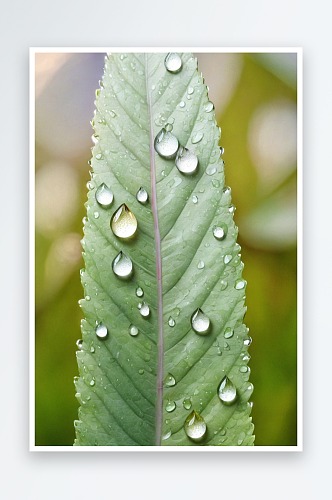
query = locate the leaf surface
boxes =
[74,52,254,446]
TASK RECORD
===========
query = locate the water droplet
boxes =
[112,251,133,278]
[218,376,237,405]
[235,279,246,290]
[165,374,176,387]
[244,337,252,346]
[136,287,144,297]
[95,153,102,160]
[175,146,198,174]
[90,346,95,353]
[212,179,220,188]
[224,254,233,264]
[139,302,150,317]
[179,101,186,108]
[213,224,227,241]
[136,186,149,204]
[138,369,144,375]
[191,132,203,144]
[129,325,139,337]
[166,400,176,412]
[165,123,173,132]
[197,260,205,269]
[206,165,217,176]
[111,204,137,238]
[93,211,99,219]
[229,204,236,214]
[90,380,95,386]
[191,308,210,335]
[183,398,192,410]
[164,52,182,73]
[162,430,172,440]
[95,322,108,339]
[168,316,175,327]
[76,339,83,350]
[224,342,230,350]
[184,410,207,442]
[240,366,248,373]
[204,101,214,112]
[96,183,113,208]
[154,128,179,159]
[85,296,91,301]
[192,195,198,204]
[187,86,194,95]
[224,327,234,339]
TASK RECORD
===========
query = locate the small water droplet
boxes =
[93,211,99,219]
[136,286,144,297]
[240,366,248,373]
[76,339,83,350]
[154,128,179,159]
[139,302,150,317]
[164,52,182,73]
[179,101,186,108]
[184,410,207,442]
[165,374,176,387]
[224,327,234,339]
[229,204,236,214]
[218,376,237,405]
[224,341,230,350]
[187,86,194,95]
[129,325,139,337]
[138,369,144,375]
[175,146,198,174]
[212,179,220,188]
[168,316,175,327]
[111,204,137,238]
[244,336,252,346]
[224,254,232,264]
[90,346,95,353]
[191,132,203,144]
[95,322,108,339]
[112,251,133,278]
[197,260,205,269]
[213,223,227,241]
[90,380,95,386]
[162,430,172,440]
[85,296,91,301]
[183,398,192,410]
[191,308,210,335]
[192,195,198,204]
[204,101,214,112]
[95,153,102,160]
[238,439,243,445]
[165,123,173,132]
[206,165,217,176]
[95,183,114,208]
[166,400,176,412]
[136,186,149,204]
[235,279,246,290]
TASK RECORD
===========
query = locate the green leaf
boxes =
[74,52,254,446]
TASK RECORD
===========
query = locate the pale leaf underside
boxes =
[74,52,254,446]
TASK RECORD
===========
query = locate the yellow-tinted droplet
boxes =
[111,204,137,238]
[184,410,207,442]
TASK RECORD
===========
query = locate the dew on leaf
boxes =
[235,279,246,290]
[204,101,214,112]
[90,380,95,386]
[166,400,176,412]
[213,223,227,241]
[136,287,144,297]
[129,325,139,337]
[95,322,108,339]
[184,410,207,442]
[164,53,182,73]
[165,374,176,387]
[183,398,192,410]
[192,195,198,204]
[154,128,179,159]
[191,132,203,144]
[136,186,149,204]
[111,204,137,238]
[139,302,150,317]
[168,316,176,327]
[191,308,210,335]
[197,260,205,269]
[175,146,198,174]
[206,165,217,176]
[224,327,234,339]
[112,251,133,278]
[76,339,83,350]
[218,376,237,405]
[224,254,232,264]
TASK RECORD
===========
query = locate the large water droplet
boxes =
[154,128,179,159]
[191,308,210,335]
[166,400,176,412]
[112,251,133,278]
[129,325,139,337]
[204,101,214,112]
[165,374,176,387]
[244,337,252,346]
[179,101,186,108]
[136,186,149,204]
[136,286,144,297]
[139,302,150,317]
[95,322,108,339]
[164,52,182,73]
[111,204,137,238]
[175,146,198,174]
[213,223,227,241]
[168,316,175,327]
[218,376,237,405]
[184,410,207,442]
[235,279,246,290]
[191,132,203,144]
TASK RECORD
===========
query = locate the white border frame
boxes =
[29,47,303,452]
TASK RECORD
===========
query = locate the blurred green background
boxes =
[35,52,297,446]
